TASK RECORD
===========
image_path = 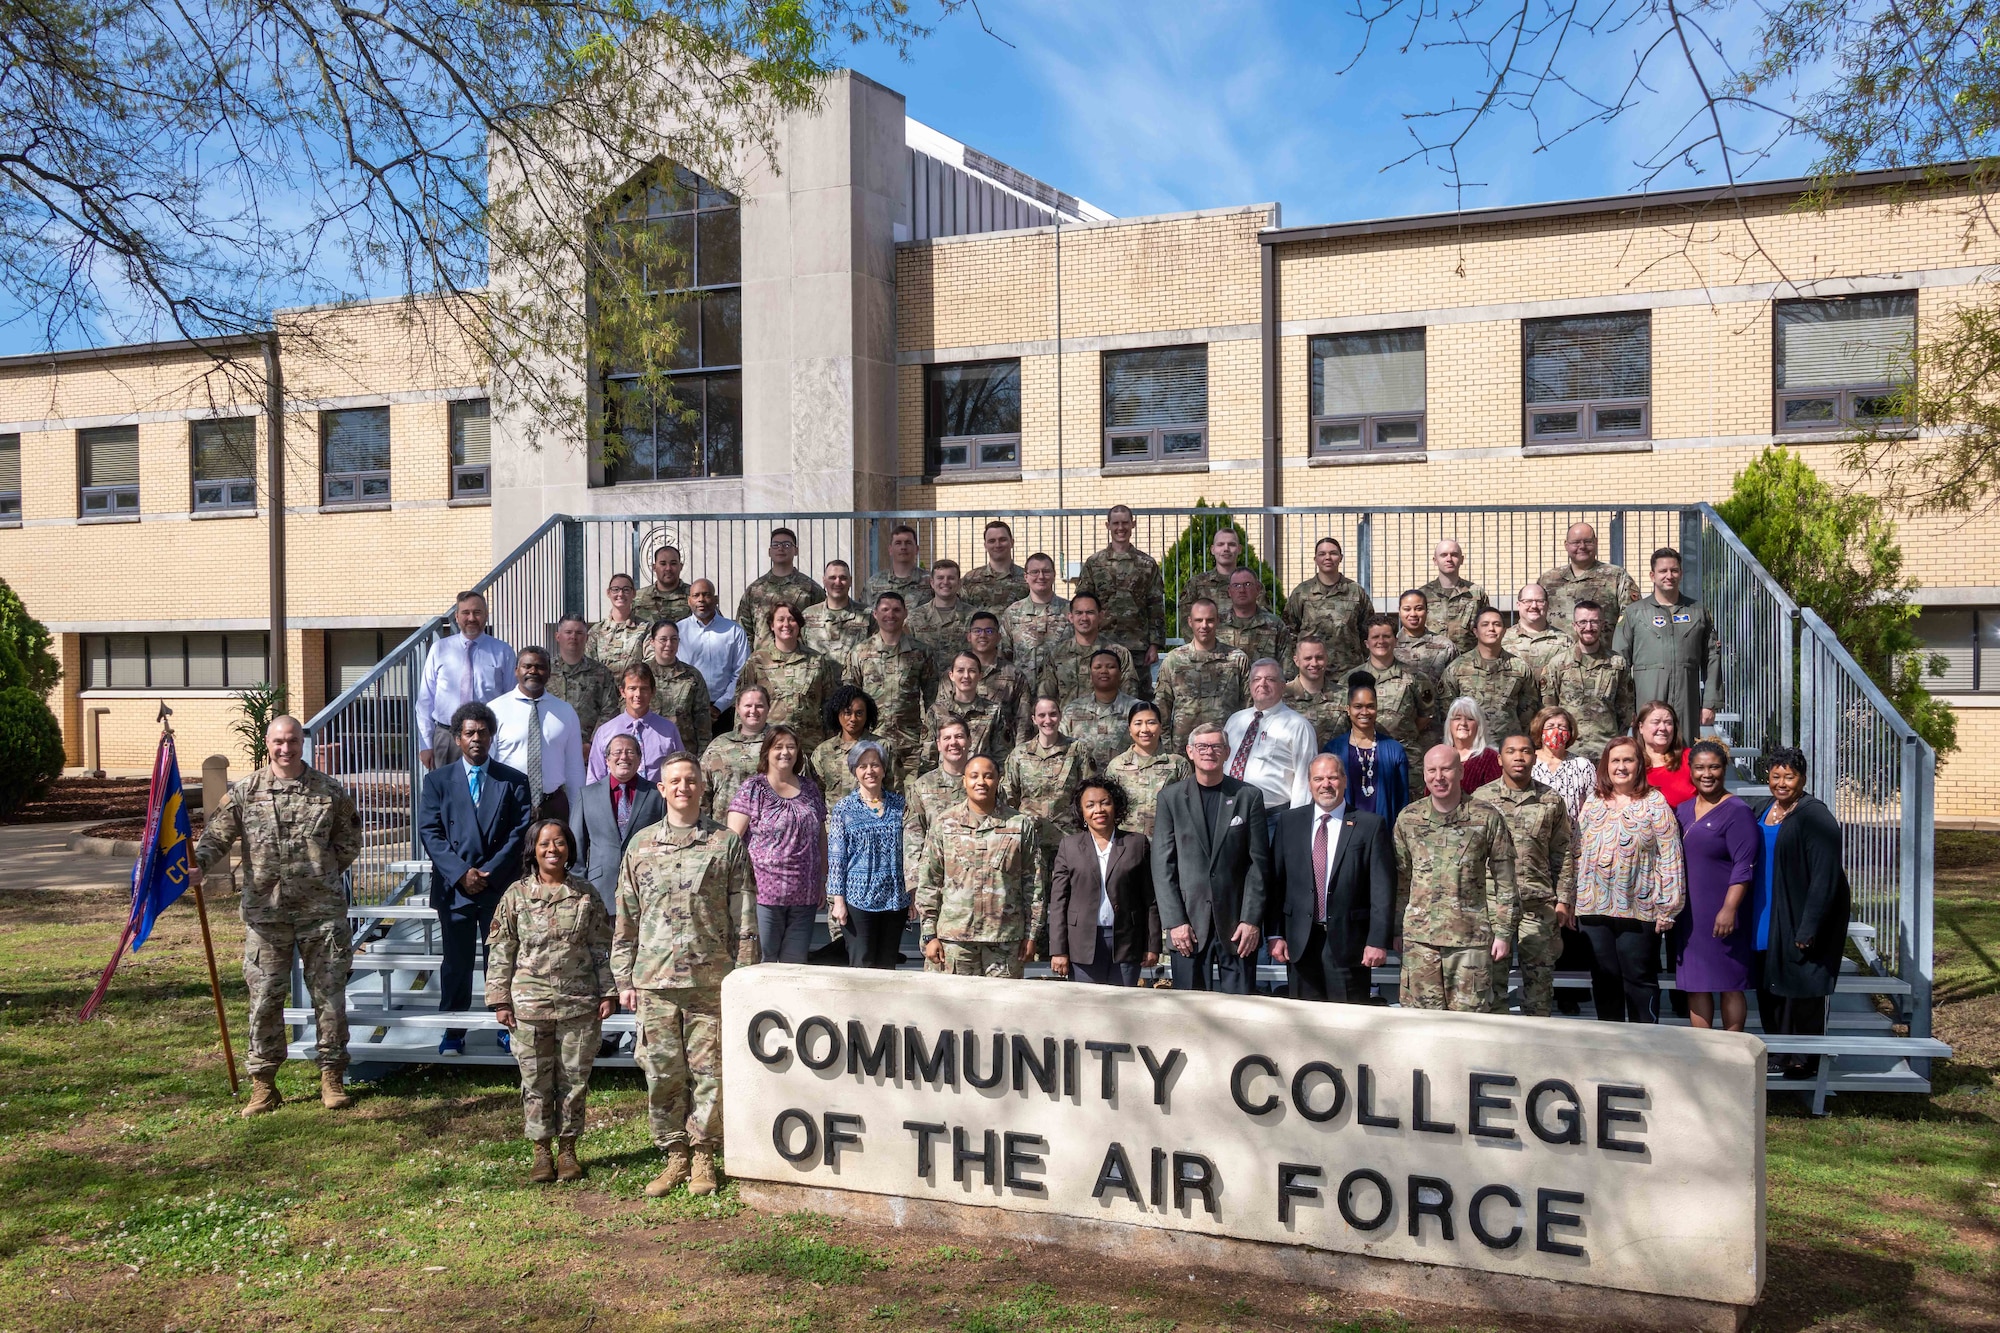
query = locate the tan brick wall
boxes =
[1938,707,2000,818]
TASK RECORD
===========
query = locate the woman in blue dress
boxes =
[1322,670,1410,824]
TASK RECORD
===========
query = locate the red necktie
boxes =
[1229,712,1261,780]
[1313,811,1332,922]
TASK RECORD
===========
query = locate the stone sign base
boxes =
[741,1180,1751,1333]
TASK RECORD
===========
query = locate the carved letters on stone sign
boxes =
[722,966,1766,1305]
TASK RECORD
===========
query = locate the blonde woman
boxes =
[1574,735,1686,1023]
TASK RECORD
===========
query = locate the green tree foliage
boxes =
[230,685,290,770]
[0,688,65,817]
[1158,500,1281,640]
[0,579,60,697]
[1715,448,1958,758]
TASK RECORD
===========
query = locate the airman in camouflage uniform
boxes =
[917,786,1049,979]
[586,616,650,673]
[193,723,362,1115]
[1217,607,1292,671]
[632,580,691,627]
[1075,536,1167,671]
[904,762,969,973]
[1176,525,1266,630]
[736,563,825,654]
[1395,624,1457,680]
[1283,560,1373,675]
[1358,658,1439,751]
[924,691,1010,769]
[735,644,841,753]
[1419,579,1491,654]
[1540,638,1636,760]
[1502,623,1571,690]
[1001,594,1070,674]
[845,628,937,785]
[1003,725,1083,850]
[1393,771,1517,1012]
[550,640,620,744]
[485,864,616,1166]
[1442,647,1541,748]
[1104,746,1191,837]
[909,596,976,679]
[862,566,932,614]
[645,650,714,757]
[803,600,870,661]
[612,775,758,1195]
[961,564,1030,616]
[1062,690,1142,775]
[1472,772,1575,1017]
[1540,521,1641,630]
[1037,635,1138,711]
[958,632,1036,748]
[1154,635,1248,751]
[699,726,766,823]
[1285,676,1350,750]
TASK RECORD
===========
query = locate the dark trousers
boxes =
[1290,923,1371,1002]
[757,903,817,964]
[1071,926,1142,986]
[1170,931,1254,994]
[1554,925,1594,1013]
[439,898,498,1038]
[1759,988,1829,1076]
[1579,915,1660,1023]
[842,906,907,969]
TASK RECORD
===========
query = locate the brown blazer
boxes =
[1049,829,1161,966]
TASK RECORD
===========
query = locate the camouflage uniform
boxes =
[1076,547,1167,666]
[1392,799,1517,1012]
[1540,643,1637,760]
[802,601,871,661]
[645,657,713,756]
[908,598,977,679]
[736,569,826,653]
[1154,643,1249,752]
[1419,578,1492,654]
[1103,747,1191,837]
[736,646,841,753]
[1002,737,1083,850]
[193,766,361,1077]
[962,656,1036,748]
[1471,781,1575,1018]
[861,567,932,614]
[1540,561,1641,631]
[960,565,1031,617]
[1284,677,1351,750]
[810,732,905,805]
[1061,692,1142,775]
[999,595,1071,677]
[550,655,621,746]
[1216,610,1292,672]
[586,617,650,672]
[485,872,616,1141]
[699,730,766,823]
[1283,575,1374,674]
[844,634,937,783]
[916,801,1050,979]
[633,580,692,627]
[1501,624,1572,693]
[903,766,968,958]
[1351,659,1439,751]
[612,818,757,1152]
[1037,638,1139,712]
[1395,628,1457,681]
[1440,650,1541,747]
[923,693,1010,769]
[1178,567,1263,632]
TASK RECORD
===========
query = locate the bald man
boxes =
[1391,744,1516,1012]
[1539,521,1640,630]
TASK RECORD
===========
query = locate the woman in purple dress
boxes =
[1670,739,1760,1031]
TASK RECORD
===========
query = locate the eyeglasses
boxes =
[1189,742,1229,754]
[969,626,997,635]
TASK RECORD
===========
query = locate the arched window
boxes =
[594,163,741,483]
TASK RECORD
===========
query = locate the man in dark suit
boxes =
[1152,721,1270,994]
[418,701,534,1056]
[1268,753,1395,1003]
[579,733,665,911]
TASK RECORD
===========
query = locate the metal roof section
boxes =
[900,116,1114,242]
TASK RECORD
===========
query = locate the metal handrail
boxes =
[1694,502,1800,618]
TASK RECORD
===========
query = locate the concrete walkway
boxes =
[0,822,136,893]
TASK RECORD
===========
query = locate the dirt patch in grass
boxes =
[1,778,156,825]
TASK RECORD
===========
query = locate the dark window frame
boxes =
[1522,313,1653,444]
[926,359,1023,474]
[1309,329,1428,456]
[1101,344,1210,465]
[189,416,258,513]
[0,432,19,526]
[320,405,392,506]
[1772,292,1917,434]
[81,631,270,691]
[449,398,491,500]
[77,424,141,517]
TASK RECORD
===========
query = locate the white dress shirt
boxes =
[1224,701,1317,811]
[1094,832,1117,927]
[488,687,584,825]
[1310,801,1344,921]
[414,631,516,740]
[678,612,750,708]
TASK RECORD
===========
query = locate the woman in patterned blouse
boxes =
[1574,734,1687,1024]
[726,725,828,965]
[827,741,910,968]
[1530,705,1597,826]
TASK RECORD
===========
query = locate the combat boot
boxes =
[240,1072,282,1117]
[319,1068,353,1110]
[530,1140,557,1184]
[644,1149,691,1197]
[556,1137,585,1182]
[688,1149,719,1197]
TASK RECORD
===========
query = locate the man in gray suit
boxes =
[578,733,665,911]
[1152,721,1270,994]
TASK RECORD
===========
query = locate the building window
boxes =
[450,399,491,499]
[1310,330,1426,453]
[326,626,417,702]
[190,417,257,511]
[1523,313,1651,443]
[322,406,391,505]
[1914,607,2000,693]
[78,425,140,516]
[597,164,742,485]
[1775,293,1916,431]
[927,360,1021,473]
[1102,345,1208,463]
[82,632,270,690]
[0,433,19,524]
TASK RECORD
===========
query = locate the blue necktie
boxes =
[468,765,483,805]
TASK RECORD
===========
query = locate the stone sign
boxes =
[723,966,1765,1311]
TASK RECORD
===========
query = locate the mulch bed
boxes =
[79,813,206,842]
[1,778,155,825]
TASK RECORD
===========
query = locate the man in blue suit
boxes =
[419,701,534,1056]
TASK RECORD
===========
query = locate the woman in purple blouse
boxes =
[726,724,827,964]
[1669,739,1761,1032]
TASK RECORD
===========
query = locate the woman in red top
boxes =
[1635,699,1696,807]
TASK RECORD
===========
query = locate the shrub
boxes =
[0,686,65,816]
[1158,499,1281,640]
[0,579,59,697]
[230,683,290,768]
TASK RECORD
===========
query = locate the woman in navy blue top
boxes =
[1321,671,1410,824]
[826,740,910,969]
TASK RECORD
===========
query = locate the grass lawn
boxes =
[0,838,1995,1332]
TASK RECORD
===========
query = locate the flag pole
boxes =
[160,703,239,1096]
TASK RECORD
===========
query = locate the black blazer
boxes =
[1266,803,1394,975]
[1150,774,1269,951]
[419,759,535,913]
[1754,794,1852,999]
[579,778,666,909]
[1049,830,1161,965]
